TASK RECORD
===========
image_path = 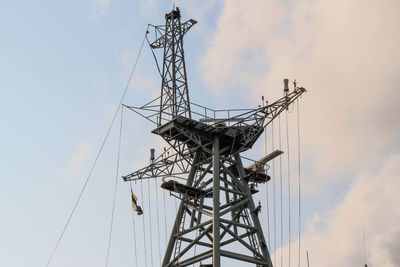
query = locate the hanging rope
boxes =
[278,114,283,267]
[155,179,162,265]
[105,101,124,267]
[264,130,271,250]
[163,188,168,245]
[145,26,163,78]
[45,31,147,267]
[129,181,138,267]
[296,99,302,267]
[148,180,154,267]
[272,120,277,265]
[286,110,292,267]
[141,180,148,267]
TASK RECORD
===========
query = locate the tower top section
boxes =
[165,8,181,20]
[147,8,197,126]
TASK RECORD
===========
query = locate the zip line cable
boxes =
[297,99,302,267]
[286,109,292,267]
[141,180,148,267]
[278,114,283,267]
[45,31,147,267]
[129,181,138,267]
[105,102,124,267]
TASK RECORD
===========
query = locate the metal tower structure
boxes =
[123,8,306,267]
[148,8,197,125]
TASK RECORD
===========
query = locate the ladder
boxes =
[173,202,187,266]
[242,208,261,260]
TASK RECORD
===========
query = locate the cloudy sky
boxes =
[1,0,399,266]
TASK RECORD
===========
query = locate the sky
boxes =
[1,0,399,267]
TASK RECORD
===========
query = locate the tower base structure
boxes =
[158,121,273,267]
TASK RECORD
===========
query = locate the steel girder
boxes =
[159,144,273,267]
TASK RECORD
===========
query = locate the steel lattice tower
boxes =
[148,9,196,125]
[123,8,306,267]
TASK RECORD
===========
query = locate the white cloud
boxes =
[59,142,93,178]
[199,0,400,265]
[201,0,400,181]
[273,154,400,266]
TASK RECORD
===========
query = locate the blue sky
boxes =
[1,1,400,267]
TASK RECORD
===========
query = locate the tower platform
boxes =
[152,116,263,156]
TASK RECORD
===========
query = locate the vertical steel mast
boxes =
[123,8,306,267]
[148,7,197,125]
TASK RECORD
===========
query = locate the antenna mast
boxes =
[148,7,196,125]
[123,8,306,267]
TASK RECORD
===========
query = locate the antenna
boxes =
[284,78,289,95]
[306,250,310,267]
[363,225,368,267]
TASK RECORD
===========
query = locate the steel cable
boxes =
[297,99,302,267]
[105,102,124,267]
[148,180,154,267]
[264,130,271,250]
[141,180,148,267]
[278,115,283,267]
[45,31,147,267]
[163,189,168,245]
[155,179,162,265]
[286,110,291,267]
[272,120,277,265]
[129,181,138,267]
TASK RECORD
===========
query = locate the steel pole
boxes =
[212,137,221,267]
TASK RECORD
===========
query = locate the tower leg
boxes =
[234,154,274,267]
[162,151,200,267]
[212,137,221,267]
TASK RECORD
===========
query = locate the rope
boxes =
[129,181,138,267]
[272,120,277,265]
[264,130,271,250]
[141,180,148,267]
[155,179,162,265]
[148,181,154,267]
[145,27,163,78]
[297,99,301,267]
[278,115,283,267]
[163,188,168,245]
[45,30,147,267]
[286,110,291,267]
[105,102,124,267]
